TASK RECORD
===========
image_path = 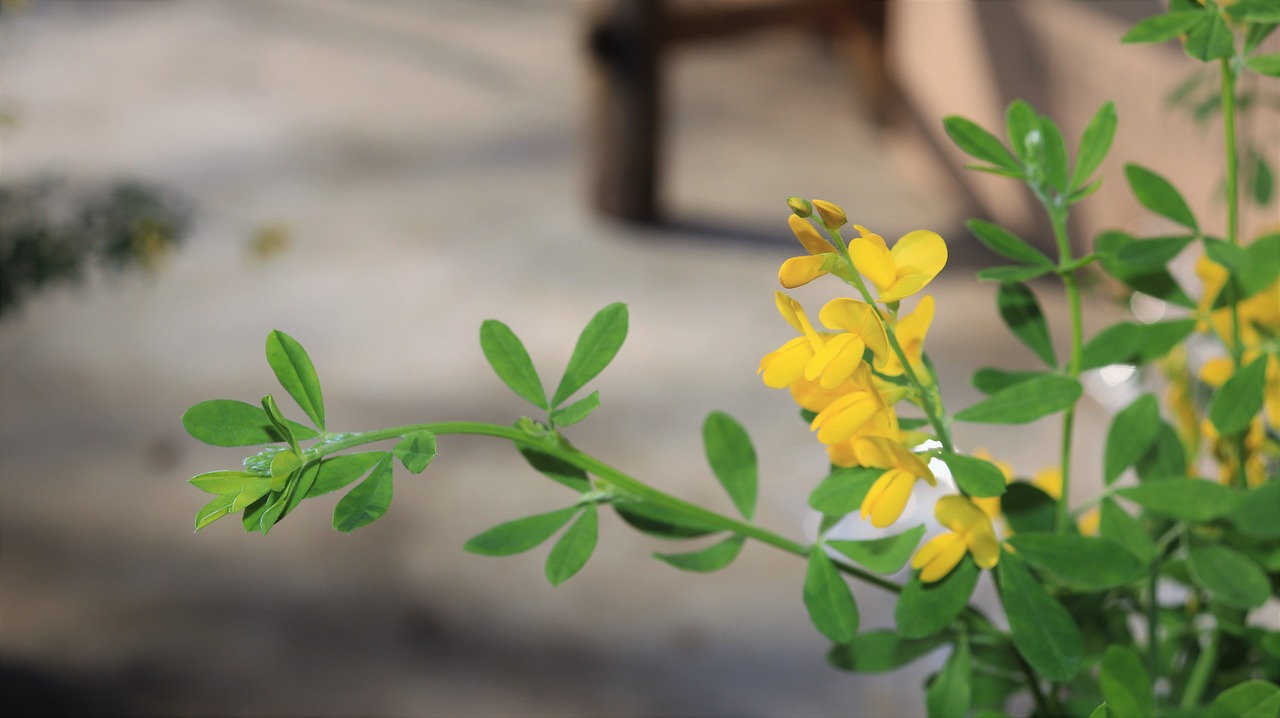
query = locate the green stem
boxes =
[1147,551,1162,684]
[1179,625,1219,711]
[313,421,906,593]
[1050,208,1084,534]
[826,228,955,453]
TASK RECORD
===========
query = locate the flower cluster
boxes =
[760,197,999,582]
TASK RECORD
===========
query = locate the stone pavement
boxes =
[1,2,1125,715]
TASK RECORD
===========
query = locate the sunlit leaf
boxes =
[827,524,926,575]
[654,535,745,572]
[1072,102,1117,190]
[332,455,394,533]
[955,375,1081,424]
[1208,355,1267,436]
[1100,645,1153,718]
[1125,164,1198,230]
[1104,394,1161,484]
[966,219,1054,267]
[1115,478,1235,522]
[182,399,318,447]
[393,430,437,474]
[479,318,547,409]
[999,551,1083,681]
[940,453,1007,498]
[545,505,598,586]
[1187,541,1271,609]
[897,556,980,639]
[804,547,859,643]
[552,303,628,407]
[944,116,1020,172]
[265,329,325,431]
[926,635,972,718]
[465,505,579,556]
[1006,535,1145,591]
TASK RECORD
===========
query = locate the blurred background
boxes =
[1,1,1275,716]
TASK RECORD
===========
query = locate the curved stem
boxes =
[312,421,905,592]
[1220,58,1250,490]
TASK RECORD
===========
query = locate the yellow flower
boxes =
[852,437,937,528]
[1031,467,1062,500]
[911,495,1000,583]
[779,215,843,289]
[810,380,896,446]
[759,293,889,391]
[812,199,847,230]
[848,225,947,303]
[878,295,935,378]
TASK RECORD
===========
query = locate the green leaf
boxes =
[393,430,437,474]
[265,329,325,431]
[1231,0,1280,22]
[194,493,238,531]
[306,452,385,497]
[971,367,1045,395]
[552,303,628,407]
[654,535,745,572]
[1005,535,1145,591]
[1006,99,1039,165]
[1125,164,1198,230]
[550,391,600,428]
[1115,478,1235,522]
[1099,499,1155,563]
[1002,482,1057,535]
[241,492,273,532]
[1245,21,1279,54]
[827,525,926,575]
[1134,422,1187,482]
[998,551,1084,681]
[269,449,301,480]
[926,636,972,718]
[518,447,591,492]
[1096,231,1195,307]
[1228,481,1280,538]
[545,505,598,586]
[189,470,261,495]
[966,219,1054,267]
[230,477,274,513]
[1208,233,1280,304]
[259,395,297,452]
[976,265,1056,283]
[1246,52,1280,77]
[804,547,859,643]
[940,452,1007,498]
[479,319,547,409]
[332,455,394,533]
[997,282,1055,367]
[702,411,758,519]
[944,116,1020,172]
[955,374,1082,424]
[1187,541,1271,609]
[827,629,948,673]
[897,556,980,639]
[465,505,579,556]
[1080,319,1197,370]
[1104,394,1162,484]
[1089,705,1117,718]
[1038,116,1070,194]
[1209,354,1268,436]
[181,399,318,447]
[1122,10,1210,44]
[1069,176,1105,205]
[1184,11,1235,61]
[614,502,719,540]
[273,460,320,526]
[1205,680,1280,718]
[1072,102,1117,190]
[1100,645,1153,718]
[808,466,881,517]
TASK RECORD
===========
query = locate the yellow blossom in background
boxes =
[911,495,1000,583]
[1031,467,1062,500]
[853,437,936,528]
[1203,415,1269,487]
[1078,507,1100,536]
[848,225,947,303]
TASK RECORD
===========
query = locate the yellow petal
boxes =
[788,214,836,256]
[915,532,967,583]
[775,291,804,333]
[805,333,866,389]
[1031,467,1062,500]
[849,233,897,292]
[789,376,851,413]
[812,392,881,445]
[819,298,890,363]
[812,199,847,230]
[964,515,1001,569]
[878,268,928,303]
[852,437,933,482]
[759,337,811,388]
[1198,356,1235,388]
[891,230,947,282]
[779,255,829,289]
[861,468,916,528]
[935,495,986,533]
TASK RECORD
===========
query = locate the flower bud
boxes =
[786,197,813,218]
[812,200,847,230]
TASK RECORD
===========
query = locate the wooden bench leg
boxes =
[586,0,663,224]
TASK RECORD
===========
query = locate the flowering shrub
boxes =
[182,3,1279,716]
